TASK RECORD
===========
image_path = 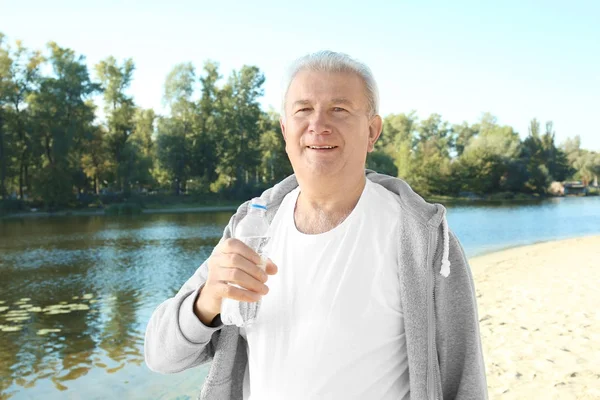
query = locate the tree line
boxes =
[1,34,599,210]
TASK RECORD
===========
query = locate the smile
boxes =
[307,146,337,149]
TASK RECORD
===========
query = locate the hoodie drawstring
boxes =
[440,212,451,278]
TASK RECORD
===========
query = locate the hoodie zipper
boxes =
[427,229,439,400]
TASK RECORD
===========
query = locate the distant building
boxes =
[563,181,587,195]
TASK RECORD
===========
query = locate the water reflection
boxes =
[0,213,227,399]
[0,293,142,394]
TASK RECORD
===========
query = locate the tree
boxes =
[417,113,454,157]
[0,37,44,199]
[194,61,221,187]
[212,65,265,193]
[80,124,111,195]
[27,42,99,208]
[520,118,549,194]
[156,116,188,195]
[164,63,199,193]
[378,112,417,179]
[405,113,454,195]
[540,121,573,182]
[131,108,156,189]
[259,109,292,184]
[95,57,137,194]
[520,119,573,193]
[452,114,524,195]
[366,151,397,177]
[0,33,11,199]
[453,121,478,157]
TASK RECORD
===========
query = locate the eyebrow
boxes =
[291,100,311,109]
[290,98,356,109]
[330,98,355,107]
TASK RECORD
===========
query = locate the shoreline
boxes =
[469,235,600,399]
[0,205,239,220]
[2,192,596,221]
[467,233,600,259]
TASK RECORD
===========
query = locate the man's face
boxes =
[280,70,382,181]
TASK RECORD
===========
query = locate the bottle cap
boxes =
[250,198,267,211]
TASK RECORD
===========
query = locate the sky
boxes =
[1,0,599,150]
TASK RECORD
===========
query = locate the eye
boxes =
[333,107,347,112]
[295,108,311,114]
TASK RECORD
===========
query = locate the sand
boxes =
[470,235,600,399]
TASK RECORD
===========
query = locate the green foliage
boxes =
[95,56,137,194]
[156,116,189,195]
[518,119,575,194]
[561,135,599,185]
[408,140,453,196]
[453,119,524,195]
[213,65,265,191]
[385,112,417,179]
[164,63,196,105]
[32,164,75,210]
[366,151,398,177]
[259,110,293,184]
[1,32,598,213]
[0,37,45,200]
[417,113,453,157]
[453,121,478,157]
[373,111,581,199]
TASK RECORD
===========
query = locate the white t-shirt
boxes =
[240,179,409,400]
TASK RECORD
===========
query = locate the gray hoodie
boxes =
[144,170,488,400]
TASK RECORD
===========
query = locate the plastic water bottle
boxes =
[220,198,270,327]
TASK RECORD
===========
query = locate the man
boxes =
[145,51,488,400]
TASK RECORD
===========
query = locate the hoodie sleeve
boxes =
[144,214,237,374]
[435,229,489,399]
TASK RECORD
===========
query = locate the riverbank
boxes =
[0,194,582,220]
[0,205,240,220]
[470,235,600,399]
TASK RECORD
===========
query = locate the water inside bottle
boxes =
[239,236,270,269]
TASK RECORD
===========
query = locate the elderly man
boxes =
[145,51,488,400]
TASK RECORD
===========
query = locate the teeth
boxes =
[309,146,335,149]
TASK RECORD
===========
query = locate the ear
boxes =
[367,115,383,153]
[280,117,287,143]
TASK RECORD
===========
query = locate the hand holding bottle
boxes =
[194,238,278,326]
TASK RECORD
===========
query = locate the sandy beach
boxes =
[470,235,600,399]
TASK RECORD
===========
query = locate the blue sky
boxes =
[1,0,599,150]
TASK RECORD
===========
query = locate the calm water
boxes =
[0,196,599,399]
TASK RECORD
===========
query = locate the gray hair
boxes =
[280,50,380,120]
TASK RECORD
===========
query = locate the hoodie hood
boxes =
[256,169,452,277]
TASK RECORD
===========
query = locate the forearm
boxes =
[144,264,223,373]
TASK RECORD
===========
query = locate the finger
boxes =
[215,282,262,303]
[215,252,269,284]
[219,238,263,266]
[218,267,269,295]
[264,258,278,275]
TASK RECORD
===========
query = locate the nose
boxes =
[308,110,332,135]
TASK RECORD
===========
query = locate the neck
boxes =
[294,172,366,234]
